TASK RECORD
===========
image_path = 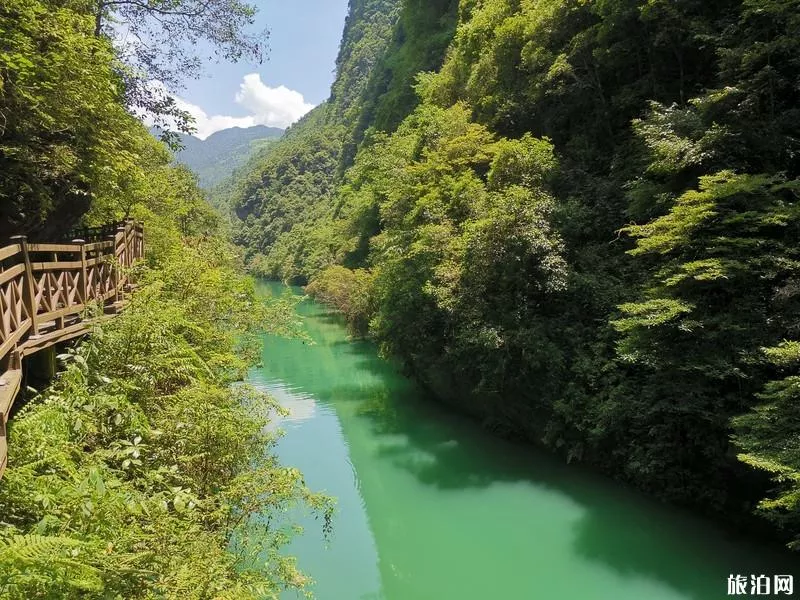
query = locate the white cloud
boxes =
[236,74,315,129]
[171,97,255,140]
[167,74,315,140]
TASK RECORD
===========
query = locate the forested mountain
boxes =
[168,125,283,188]
[228,0,800,549]
[226,0,462,281]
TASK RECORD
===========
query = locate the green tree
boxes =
[0,0,140,237]
[734,341,800,550]
[0,153,330,598]
[94,0,266,134]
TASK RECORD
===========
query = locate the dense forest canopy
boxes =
[0,0,266,239]
[169,125,284,189]
[227,0,800,550]
[0,0,332,596]
[2,1,800,596]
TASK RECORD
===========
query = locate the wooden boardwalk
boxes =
[0,220,144,478]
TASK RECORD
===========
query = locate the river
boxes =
[248,282,797,600]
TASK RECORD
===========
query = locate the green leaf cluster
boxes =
[226,0,800,548]
[0,221,330,599]
[0,0,331,589]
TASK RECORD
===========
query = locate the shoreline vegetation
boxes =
[227,0,800,552]
[0,200,332,599]
[300,277,794,551]
[0,206,333,599]
[0,214,333,599]
[0,0,331,594]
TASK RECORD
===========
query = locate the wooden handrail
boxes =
[0,219,145,478]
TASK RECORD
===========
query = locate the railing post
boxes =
[9,348,21,371]
[52,247,65,331]
[139,221,145,260]
[0,415,6,479]
[125,220,134,268]
[107,233,119,303]
[73,238,87,305]
[10,236,38,335]
[114,224,126,302]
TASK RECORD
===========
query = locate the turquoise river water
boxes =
[248,282,798,600]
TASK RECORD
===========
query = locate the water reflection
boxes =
[250,283,798,600]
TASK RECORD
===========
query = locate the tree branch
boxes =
[94,0,105,37]
[102,0,213,19]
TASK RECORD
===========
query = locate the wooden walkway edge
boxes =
[0,219,144,478]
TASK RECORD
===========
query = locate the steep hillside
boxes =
[0,0,330,594]
[226,0,800,549]
[169,125,283,188]
[225,0,463,283]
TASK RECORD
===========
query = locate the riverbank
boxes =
[0,238,328,599]
[250,281,799,600]
[304,280,796,552]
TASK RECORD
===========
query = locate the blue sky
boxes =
[175,0,350,138]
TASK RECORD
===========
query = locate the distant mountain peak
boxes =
[202,124,285,142]
[152,125,284,188]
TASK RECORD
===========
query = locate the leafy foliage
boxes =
[0,0,141,237]
[224,0,800,549]
[0,0,268,239]
[95,0,267,134]
[0,191,330,599]
[734,342,800,550]
[0,0,331,591]
[307,266,375,337]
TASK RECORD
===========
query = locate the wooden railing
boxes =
[0,219,144,477]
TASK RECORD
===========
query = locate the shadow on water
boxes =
[255,286,799,599]
[323,362,798,598]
